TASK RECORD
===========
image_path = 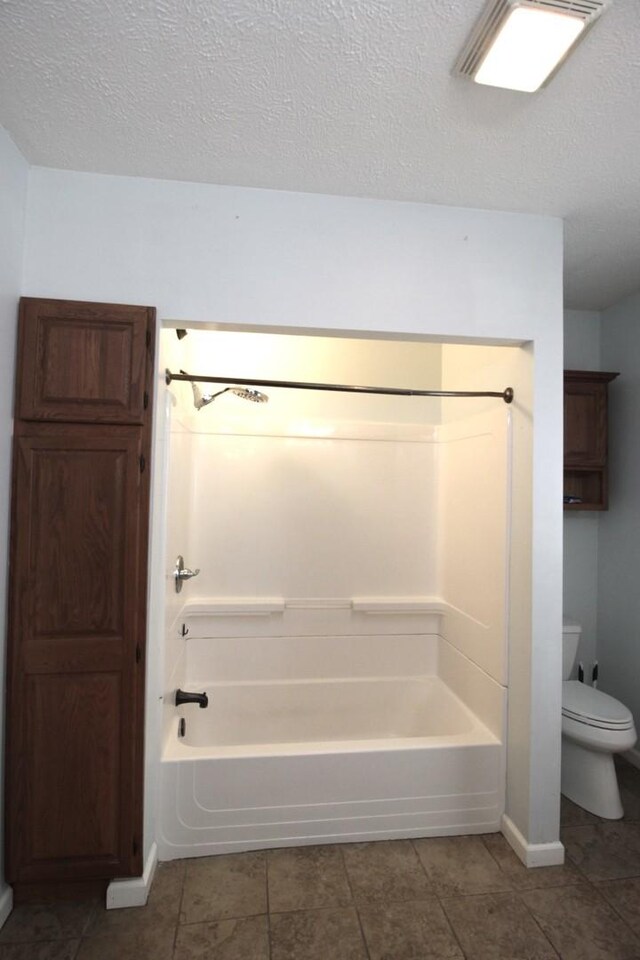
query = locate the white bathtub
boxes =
[159,644,506,859]
[172,677,490,754]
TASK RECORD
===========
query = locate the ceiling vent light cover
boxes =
[455,0,610,92]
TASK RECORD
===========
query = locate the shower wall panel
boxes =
[188,433,438,603]
[437,406,510,685]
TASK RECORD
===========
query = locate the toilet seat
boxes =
[562,681,634,731]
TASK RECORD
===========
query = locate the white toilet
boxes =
[562,619,637,818]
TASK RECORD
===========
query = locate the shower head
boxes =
[183,373,269,410]
[189,380,220,410]
[230,387,269,404]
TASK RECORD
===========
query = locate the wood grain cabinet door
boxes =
[6,425,147,882]
[564,374,609,467]
[16,299,152,424]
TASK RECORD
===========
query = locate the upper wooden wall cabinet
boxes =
[564,370,618,511]
[16,299,150,424]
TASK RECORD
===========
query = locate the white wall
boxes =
[563,309,602,673]
[22,167,564,853]
[598,292,640,735]
[564,310,601,372]
[0,127,28,919]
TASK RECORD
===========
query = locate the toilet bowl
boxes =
[562,619,637,819]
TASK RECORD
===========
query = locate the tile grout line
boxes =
[75,896,100,956]
[413,834,572,958]
[0,936,85,955]
[405,837,445,903]
[409,838,470,960]
[578,875,640,948]
[480,832,588,893]
[412,835,516,901]
[479,833,517,889]
[178,909,270,926]
[430,897,470,960]
[411,837,453,902]
[172,860,188,956]
[478,833,589,893]
[562,818,640,886]
[481,835,583,906]
[508,888,562,960]
[81,899,100,937]
[559,834,596,885]
[0,898,99,953]
[338,844,372,960]
[515,875,640,959]
[409,837,436,893]
[265,851,272,960]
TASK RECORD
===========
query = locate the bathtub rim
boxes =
[164,711,500,762]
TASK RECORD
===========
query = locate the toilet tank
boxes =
[563,618,582,679]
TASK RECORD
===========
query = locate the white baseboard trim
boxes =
[106,842,158,910]
[623,748,640,771]
[0,884,13,930]
[501,814,565,868]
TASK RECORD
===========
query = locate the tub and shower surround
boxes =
[159,344,512,858]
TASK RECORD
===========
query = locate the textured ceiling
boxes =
[1,0,639,310]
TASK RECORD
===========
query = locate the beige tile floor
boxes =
[3,759,640,960]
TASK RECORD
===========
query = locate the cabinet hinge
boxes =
[139,454,146,473]
[143,391,149,410]
[135,643,142,664]
[132,837,139,856]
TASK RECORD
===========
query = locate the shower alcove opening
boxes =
[157,326,519,859]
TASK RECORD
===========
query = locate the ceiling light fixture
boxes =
[455,0,610,93]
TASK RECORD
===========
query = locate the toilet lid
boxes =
[562,681,634,729]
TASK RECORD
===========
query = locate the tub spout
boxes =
[175,689,208,709]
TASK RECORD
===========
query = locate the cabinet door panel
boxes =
[7,427,144,882]
[27,672,122,864]
[17,299,151,424]
[29,445,127,636]
[564,381,607,466]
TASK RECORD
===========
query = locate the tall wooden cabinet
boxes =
[5,298,155,893]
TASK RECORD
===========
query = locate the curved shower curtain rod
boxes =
[165,369,514,404]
